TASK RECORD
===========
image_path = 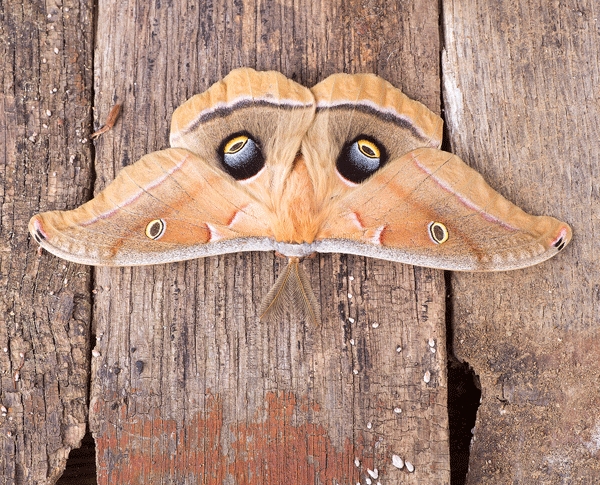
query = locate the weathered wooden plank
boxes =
[442,0,600,482]
[90,0,449,484]
[0,0,94,483]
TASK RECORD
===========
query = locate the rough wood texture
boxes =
[442,0,600,482]
[0,0,94,483]
[89,0,449,484]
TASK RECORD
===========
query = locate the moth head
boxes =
[336,135,388,185]
[219,132,265,181]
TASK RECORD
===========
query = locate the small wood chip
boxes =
[91,104,122,139]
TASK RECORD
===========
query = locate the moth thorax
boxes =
[274,156,319,244]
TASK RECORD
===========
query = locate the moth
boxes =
[29,68,571,325]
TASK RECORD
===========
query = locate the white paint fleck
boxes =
[394,407,402,414]
[372,322,379,328]
[14,372,19,382]
[366,478,372,485]
[350,339,355,346]
[430,347,437,354]
[348,293,353,299]
[42,58,47,63]
[92,350,101,358]
[428,338,435,347]
[3,348,8,353]
[19,352,23,358]
[54,47,59,54]
[367,468,378,479]
[424,371,431,383]
[1,406,7,413]
[348,317,355,323]
[354,458,360,467]
[405,461,414,472]
[353,369,358,375]
[349,276,354,281]
[396,345,402,353]
[392,454,404,469]
[42,124,48,129]
[46,110,52,117]
[367,422,372,429]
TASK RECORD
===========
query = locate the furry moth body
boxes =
[29,68,572,325]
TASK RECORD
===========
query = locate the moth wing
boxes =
[170,68,315,207]
[302,72,443,200]
[29,148,274,265]
[303,73,570,270]
[30,68,317,266]
[314,147,571,271]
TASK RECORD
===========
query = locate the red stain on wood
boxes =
[94,391,373,484]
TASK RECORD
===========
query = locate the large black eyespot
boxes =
[219,132,265,180]
[336,136,388,184]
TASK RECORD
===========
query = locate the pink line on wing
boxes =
[411,153,517,231]
[81,154,190,226]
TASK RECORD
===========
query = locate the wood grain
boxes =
[90,0,449,484]
[0,0,94,483]
[442,0,600,482]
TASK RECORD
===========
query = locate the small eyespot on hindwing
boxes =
[145,219,166,240]
[428,221,449,244]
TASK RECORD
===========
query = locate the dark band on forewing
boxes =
[175,98,315,138]
[315,102,433,145]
